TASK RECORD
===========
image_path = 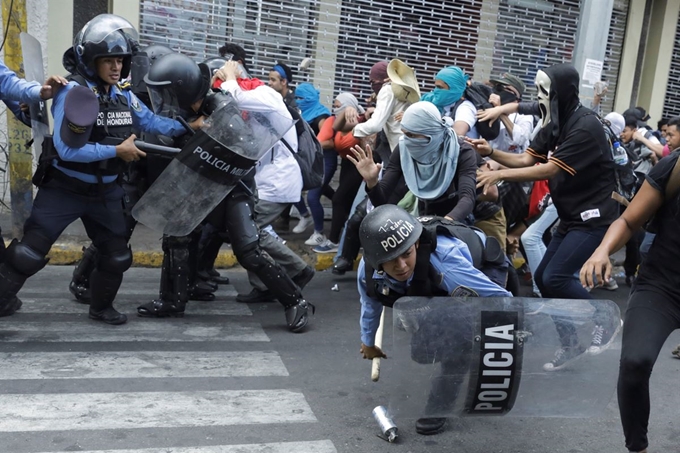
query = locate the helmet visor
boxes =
[75,14,139,52]
[147,83,180,117]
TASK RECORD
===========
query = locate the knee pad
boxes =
[97,247,133,274]
[5,234,50,276]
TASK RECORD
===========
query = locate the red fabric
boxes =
[318,115,361,159]
[527,179,551,220]
[212,79,223,90]
[236,77,265,91]
[663,143,670,157]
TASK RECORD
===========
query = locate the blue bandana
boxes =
[295,83,331,123]
[421,66,468,111]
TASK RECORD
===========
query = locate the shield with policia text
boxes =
[132,95,295,236]
[384,297,622,419]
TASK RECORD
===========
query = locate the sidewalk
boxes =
[0,211,344,271]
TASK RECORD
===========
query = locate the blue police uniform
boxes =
[358,234,511,347]
[0,79,184,322]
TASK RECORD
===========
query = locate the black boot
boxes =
[284,299,315,333]
[292,266,315,290]
[89,269,127,325]
[207,267,230,285]
[0,261,31,317]
[415,417,447,435]
[189,281,215,301]
[332,257,354,275]
[69,245,98,304]
[137,299,186,318]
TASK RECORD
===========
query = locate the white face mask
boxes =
[535,70,552,128]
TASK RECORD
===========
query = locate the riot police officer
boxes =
[357,205,510,434]
[137,55,314,332]
[0,14,187,324]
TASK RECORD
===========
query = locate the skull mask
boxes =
[535,70,552,128]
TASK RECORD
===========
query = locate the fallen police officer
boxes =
[356,204,511,435]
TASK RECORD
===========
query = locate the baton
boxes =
[133,140,181,157]
[372,308,386,382]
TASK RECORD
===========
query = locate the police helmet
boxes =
[144,52,210,115]
[130,45,174,104]
[359,205,423,270]
[201,57,227,78]
[145,44,173,64]
[73,14,138,81]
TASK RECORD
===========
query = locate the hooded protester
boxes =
[468,63,619,372]
[421,66,478,138]
[348,101,478,223]
[294,82,331,134]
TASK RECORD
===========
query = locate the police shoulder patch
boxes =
[129,92,142,112]
[451,285,479,297]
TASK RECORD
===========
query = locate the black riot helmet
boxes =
[144,52,210,116]
[130,44,173,106]
[359,205,423,270]
[72,14,138,81]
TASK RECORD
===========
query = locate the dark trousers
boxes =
[535,227,608,300]
[618,289,680,452]
[329,158,363,243]
[535,227,608,347]
[624,229,645,277]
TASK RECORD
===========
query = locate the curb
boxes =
[38,242,345,272]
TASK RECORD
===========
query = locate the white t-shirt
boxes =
[443,99,478,139]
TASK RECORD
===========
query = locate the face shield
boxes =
[74,14,139,79]
[146,82,181,117]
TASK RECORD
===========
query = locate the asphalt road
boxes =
[1,266,679,453]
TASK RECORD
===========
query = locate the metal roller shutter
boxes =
[663,8,680,119]
[138,0,627,109]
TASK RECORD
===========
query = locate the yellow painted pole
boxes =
[2,0,31,238]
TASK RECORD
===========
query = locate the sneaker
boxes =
[304,231,326,246]
[292,215,312,234]
[543,345,587,371]
[587,320,623,355]
[601,279,619,291]
[313,239,339,254]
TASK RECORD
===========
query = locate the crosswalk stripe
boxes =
[0,390,316,432]
[17,298,252,316]
[0,320,270,342]
[18,289,239,297]
[0,351,288,379]
[42,440,338,453]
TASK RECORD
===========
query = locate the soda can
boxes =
[372,405,398,442]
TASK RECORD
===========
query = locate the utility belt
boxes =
[43,165,119,195]
[33,135,123,188]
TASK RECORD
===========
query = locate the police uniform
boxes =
[0,80,183,323]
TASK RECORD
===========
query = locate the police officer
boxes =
[0,14,188,324]
[357,205,510,434]
[136,55,314,333]
[67,43,178,303]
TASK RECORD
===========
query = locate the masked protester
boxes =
[468,63,619,371]
[421,66,478,138]
[357,205,510,435]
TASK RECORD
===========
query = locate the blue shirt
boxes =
[51,81,185,183]
[0,59,41,104]
[357,234,511,346]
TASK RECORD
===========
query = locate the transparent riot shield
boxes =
[386,297,621,419]
[20,32,50,155]
[132,97,295,236]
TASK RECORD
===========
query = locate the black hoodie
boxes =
[525,64,618,233]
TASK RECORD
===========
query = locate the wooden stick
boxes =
[371,308,386,382]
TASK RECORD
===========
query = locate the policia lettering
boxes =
[96,110,133,127]
[192,145,250,176]
[379,219,415,253]
[466,310,522,414]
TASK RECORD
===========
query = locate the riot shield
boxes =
[386,297,621,419]
[19,32,50,155]
[132,97,295,236]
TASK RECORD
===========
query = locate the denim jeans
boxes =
[521,204,559,295]
[296,149,337,233]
